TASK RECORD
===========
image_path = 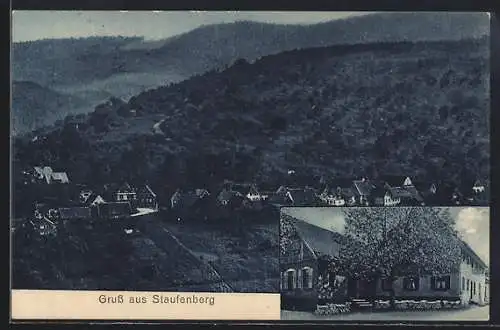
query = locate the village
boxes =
[13,165,489,236]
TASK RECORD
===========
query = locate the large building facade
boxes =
[280,214,488,311]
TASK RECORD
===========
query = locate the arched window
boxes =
[301,267,313,289]
[285,269,296,290]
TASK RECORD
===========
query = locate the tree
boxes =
[337,207,461,309]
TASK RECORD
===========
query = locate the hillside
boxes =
[11,81,93,135]
[11,12,489,133]
[12,37,490,203]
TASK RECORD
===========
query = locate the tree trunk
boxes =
[389,272,396,310]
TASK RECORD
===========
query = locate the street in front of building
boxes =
[281,305,489,321]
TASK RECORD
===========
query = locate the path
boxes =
[135,214,234,293]
[160,225,234,293]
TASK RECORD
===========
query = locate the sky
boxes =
[282,206,490,266]
[11,11,372,42]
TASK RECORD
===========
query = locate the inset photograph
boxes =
[280,206,489,321]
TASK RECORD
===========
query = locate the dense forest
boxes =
[11,12,489,133]
[13,37,490,207]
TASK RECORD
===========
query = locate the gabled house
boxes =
[286,188,320,206]
[281,213,489,312]
[83,193,106,207]
[51,171,70,184]
[29,216,57,236]
[33,166,54,184]
[370,185,401,206]
[352,178,376,206]
[114,182,137,202]
[429,183,464,206]
[319,178,357,206]
[380,176,423,206]
[171,188,210,210]
[136,184,158,210]
[281,214,346,311]
[229,183,263,201]
[413,180,438,201]
[79,189,94,204]
[459,179,489,206]
[216,189,245,208]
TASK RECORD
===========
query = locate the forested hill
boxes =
[13,37,490,201]
[11,12,489,134]
[11,81,93,135]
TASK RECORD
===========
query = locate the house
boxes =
[32,166,70,184]
[380,176,423,206]
[97,202,132,219]
[460,179,489,205]
[171,188,210,209]
[281,213,488,312]
[280,214,346,311]
[319,178,357,206]
[370,186,401,206]
[51,171,70,184]
[216,189,245,208]
[352,178,376,206]
[136,184,158,210]
[58,206,92,220]
[29,216,57,236]
[413,181,438,201]
[429,183,464,206]
[375,239,488,305]
[114,182,137,202]
[33,166,54,184]
[229,183,263,201]
[79,189,94,204]
[286,188,321,207]
[83,193,106,207]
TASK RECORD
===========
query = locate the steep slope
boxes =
[12,37,490,199]
[11,81,92,135]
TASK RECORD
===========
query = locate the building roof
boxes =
[288,216,343,258]
[98,202,132,217]
[51,172,69,183]
[117,182,135,193]
[230,183,258,196]
[137,184,157,198]
[58,207,92,219]
[353,180,376,196]
[412,180,436,193]
[83,193,105,206]
[381,175,412,187]
[287,188,318,206]
[460,239,488,270]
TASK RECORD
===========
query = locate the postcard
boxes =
[10,10,490,321]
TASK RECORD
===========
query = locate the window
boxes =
[382,278,393,291]
[467,279,470,290]
[286,269,296,290]
[431,276,450,291]
[473,282,476,295]
[403,276,420,291]
[300,267,313,289]
[462,277,465,291]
